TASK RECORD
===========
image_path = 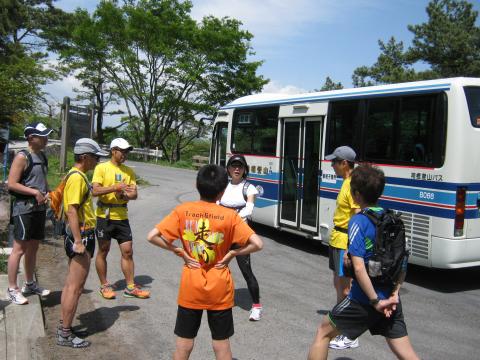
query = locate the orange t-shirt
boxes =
[155,200,255,310]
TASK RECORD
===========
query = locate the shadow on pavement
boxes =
[77,305,140,336]
[112,274,154,291]
[0,299,9,311]
[404,263,480,293]
[251,223,327,256]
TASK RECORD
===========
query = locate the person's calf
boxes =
[174,336,194,360]
[212,339,232,360]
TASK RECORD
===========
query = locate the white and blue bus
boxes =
[210,77,480,269]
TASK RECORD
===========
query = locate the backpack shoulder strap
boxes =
[17,150,33,182]
[39,151,48,170]
[242,181,251,202]
[361,208,382,225]
[64,170,90,206]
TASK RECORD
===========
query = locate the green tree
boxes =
[61,0,267,153]
[46,8,121,144]
[317,76,343,91]
[352,37,435,87]
[408,0,480,77]
[0,0,67,124]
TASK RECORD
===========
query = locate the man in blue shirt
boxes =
[308,164,419,360]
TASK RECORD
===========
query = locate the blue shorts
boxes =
[329,246,348,277]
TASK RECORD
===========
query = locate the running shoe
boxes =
[99,284,116,299]
[123,284,150,299]
[249,305,263,321]
[57,329,91,348]
[329,335,359,349]
[6,288,28,305]
[21,281,50,296]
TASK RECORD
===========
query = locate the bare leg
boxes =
[307,315,340,360]
[61,254,91,329]
[212,339,232,360]
[174,337,194,360]
[119,241,134,285]
[7,239,27,289]
[333,272,351,304]
[95,239,111,285]
[23,239,40,283]
[386,336,420,360]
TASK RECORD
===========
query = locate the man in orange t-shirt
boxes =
[147,165,263,360]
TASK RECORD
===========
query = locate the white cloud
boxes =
[262,80,306,95]
[191,0,382,42]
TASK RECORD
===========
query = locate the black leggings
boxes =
[235,254,260,304]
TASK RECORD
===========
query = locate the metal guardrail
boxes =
[192,155,209,169]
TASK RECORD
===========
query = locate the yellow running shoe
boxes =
[99,284,116,299]
[124,284,150,299]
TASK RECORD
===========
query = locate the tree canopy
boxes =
[0,0,67,124]
[51,0,267,159]
[351,0,480,87]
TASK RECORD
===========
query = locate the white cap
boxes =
[110,138,133,151]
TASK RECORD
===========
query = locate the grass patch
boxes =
[0,251,7,274]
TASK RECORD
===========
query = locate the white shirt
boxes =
[220,180,258,210]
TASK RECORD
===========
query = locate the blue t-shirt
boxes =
[347,207,393,304]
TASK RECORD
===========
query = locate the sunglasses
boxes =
[113,148,130,154]
[331,158,344,165]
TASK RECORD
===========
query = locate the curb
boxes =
[0,248,45,360]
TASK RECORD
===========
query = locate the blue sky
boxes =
[46,0,480,124]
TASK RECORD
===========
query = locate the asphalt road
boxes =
[80,160,480,360]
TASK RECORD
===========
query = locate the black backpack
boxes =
[362,208,409,286]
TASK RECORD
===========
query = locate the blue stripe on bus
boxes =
[221,83,451,109]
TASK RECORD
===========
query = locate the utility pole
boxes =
[60,97,70,173]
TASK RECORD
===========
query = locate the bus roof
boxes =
[220,77,480,110]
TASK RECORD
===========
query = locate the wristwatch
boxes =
[369,297,380,306]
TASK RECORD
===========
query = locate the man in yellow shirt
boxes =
[325,146,360,350]
[57,138,108,348]
[92,138,149,299]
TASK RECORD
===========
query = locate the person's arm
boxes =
[91,182,128,197]
[7,153,46,205]
[238,194,255,219]
[352,256,398,317]
[147,227,200,268]
[65,204,86,254]
[215,233,263,268]
[122,183,137,200]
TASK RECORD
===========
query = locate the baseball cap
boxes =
[110,138,133,151]
[74,138,109,156]
[325,146,356,162]
[227,154,248,168]
[24,122,53,138]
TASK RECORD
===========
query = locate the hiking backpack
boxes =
[362,208,409,285]
[9,149,48,199]
[49,171,90,236]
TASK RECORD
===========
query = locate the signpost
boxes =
[59,97,94,172]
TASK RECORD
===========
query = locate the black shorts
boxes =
[328,246,347,277]
[64,229,96,259]
[95,217,132,244]
[329,297,408,340]
[174,306,234,340]
[13,211,46,241]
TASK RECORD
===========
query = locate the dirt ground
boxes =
[34,227,136,359]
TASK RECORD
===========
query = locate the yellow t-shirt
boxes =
[63,167,95,229]
[330,176,359,249]
[92,161,136,220]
